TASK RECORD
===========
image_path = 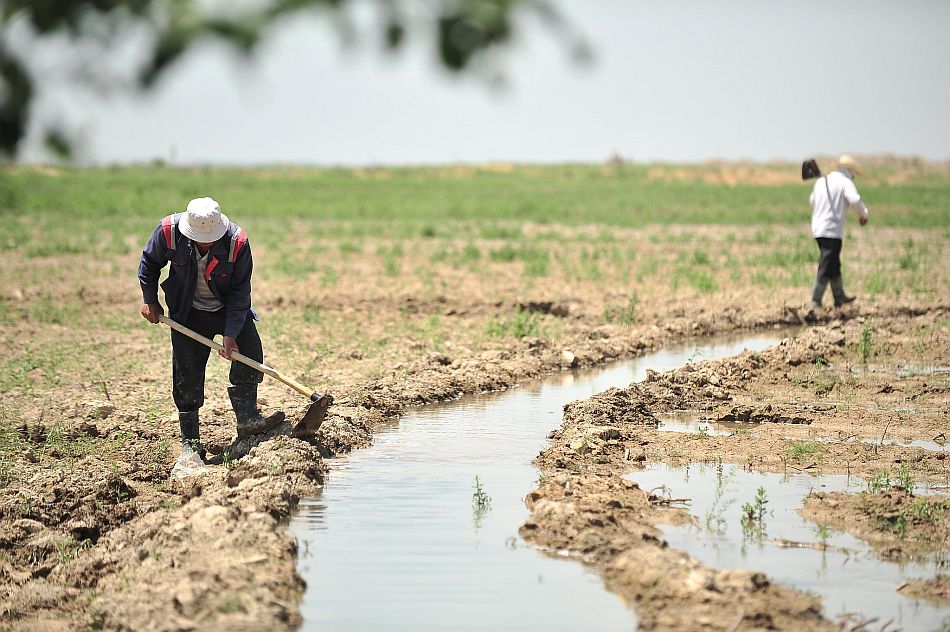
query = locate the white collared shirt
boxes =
[810,167,869,239]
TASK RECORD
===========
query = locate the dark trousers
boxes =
[171,308,263,412]
[815,237,843,281]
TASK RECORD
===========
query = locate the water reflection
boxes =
[628,463,949,630]
[289,333,784,631]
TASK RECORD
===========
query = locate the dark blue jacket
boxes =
[138,214,256,338]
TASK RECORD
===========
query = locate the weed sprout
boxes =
[858,319,874,364]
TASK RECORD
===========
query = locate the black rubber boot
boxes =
[830,277,856,307]
[179,410,206,461]
[810,276,828,309]
[228,384,286,438]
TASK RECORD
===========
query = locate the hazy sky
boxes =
[20,0,950,165]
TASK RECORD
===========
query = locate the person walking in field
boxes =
[138,197,284,461]
[809,155,869,309]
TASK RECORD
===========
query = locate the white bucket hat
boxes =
[835,155,863,176]
[180,197,229,242]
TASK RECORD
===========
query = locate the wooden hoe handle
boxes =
[158,315,313,398]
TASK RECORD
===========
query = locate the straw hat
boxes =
[180,197,229,242]
[835,155,863,176]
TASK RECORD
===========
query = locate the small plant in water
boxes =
[472,475,492,528]
[472,475,492,511]
[741,486,769,541]
[705,462,735,533]
[815,523,832,546]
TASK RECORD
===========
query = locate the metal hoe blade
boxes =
[291,393,333,438]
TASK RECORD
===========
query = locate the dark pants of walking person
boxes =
[811,237,853,307]
[815,237,842,281]
[171,308,263,413]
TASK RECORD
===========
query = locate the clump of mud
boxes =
[801,488,950,560]
[899,575,950,605]
[1,438,326,630]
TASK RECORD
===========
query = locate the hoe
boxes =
[159,315,332,436]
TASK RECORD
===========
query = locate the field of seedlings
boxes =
[0,159,947,630]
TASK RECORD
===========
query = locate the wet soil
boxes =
[0,275,945,629]
[521,310,949,630]
[800,488,950,562]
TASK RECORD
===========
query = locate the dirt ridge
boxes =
[520,311,949,630]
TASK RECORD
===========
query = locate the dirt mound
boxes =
[801,489,950,561]
[520,474,834,631]
[899,575,950,605]
[2,438,325,630]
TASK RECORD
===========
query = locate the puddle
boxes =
[656,411,755,437]
[289,332,785,630]
[628,463,950,630]
[851,363,950,377]
[660,413,946,453]
[819,435,948,453]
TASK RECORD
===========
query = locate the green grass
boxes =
[4,165,948,260]
[672,266,719,293]
[788,441,822,462]
[746,243,814,268]
[857,318,874,363]
[691,248,711,265]
[0,344,75,390]
[1,162,946,390]
[863,269,896,297]
[485,308,542,339]
[338,241,362,256]
[603,292,640,325]
[489,244,518,262]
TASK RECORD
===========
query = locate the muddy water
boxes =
[658,413,949,453]
[290,333,784,630]
[656,411,751,437]
[629,463,950,630]
[822,436,949,453]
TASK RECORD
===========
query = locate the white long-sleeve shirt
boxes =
[810,167,869,239]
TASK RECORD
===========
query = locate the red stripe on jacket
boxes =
[205,256,219,283]
[161,215,174,248]
[231,231,248,262]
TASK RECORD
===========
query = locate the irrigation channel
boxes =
[288,330,945,630]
